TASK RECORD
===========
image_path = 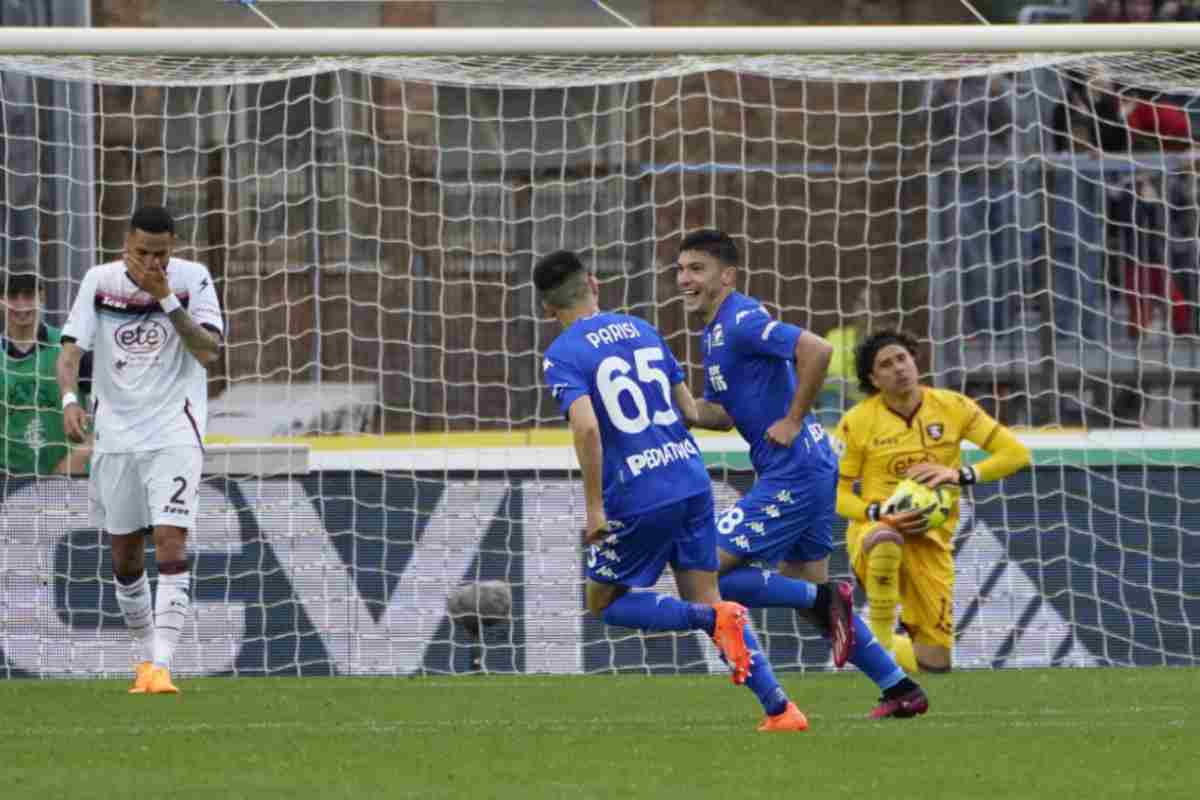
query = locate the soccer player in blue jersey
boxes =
[675,229,929,719]
[535,250,808,731]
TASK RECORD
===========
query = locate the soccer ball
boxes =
[883,478,955,530]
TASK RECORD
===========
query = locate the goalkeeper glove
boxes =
[866,503,928,536]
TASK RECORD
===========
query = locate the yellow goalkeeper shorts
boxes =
[847,524,955,650]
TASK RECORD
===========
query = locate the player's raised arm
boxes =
[124,217,221,367]
[135,267,221,367]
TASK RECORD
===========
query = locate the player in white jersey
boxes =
[56,206,223,695]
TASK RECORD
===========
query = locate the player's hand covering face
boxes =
[125,229,175,300]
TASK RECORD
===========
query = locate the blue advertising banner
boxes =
[0,466,1195,678]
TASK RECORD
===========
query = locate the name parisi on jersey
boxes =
[583,319,700,478]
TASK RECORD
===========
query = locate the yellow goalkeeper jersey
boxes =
[832,387,1000,549]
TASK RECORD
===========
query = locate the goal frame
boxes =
[0,23,1199,57]
[1,21,1198,678]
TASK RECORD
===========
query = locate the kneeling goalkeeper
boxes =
[832,330,1031,673]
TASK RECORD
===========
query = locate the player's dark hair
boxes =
[678,229,739,267]
[533,250,591,309]
[855,329,920,395]
[130,206,175,236]
[4,272,40,297]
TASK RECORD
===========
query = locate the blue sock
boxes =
[742,625,789,717]
[601,591,715,634]
[848,614,905,690]
[719,567,817,609]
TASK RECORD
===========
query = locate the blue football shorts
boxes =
[586,490,719,587]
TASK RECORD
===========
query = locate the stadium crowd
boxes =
[931,62,1200,344]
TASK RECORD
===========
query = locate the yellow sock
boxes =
[892,632,919,674]
[865,540,902,652]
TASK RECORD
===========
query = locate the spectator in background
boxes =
[0,273,90,476]
[1046,68,1119,341]
[1085,0,1124,22]
[1165,159,1200,332]
[930,74,1016,338]
[1155,0,1190,20]
[1083,1,1189,23]
[1122,172,1192,336]
[1123,0,1158,21]
[816,287,871,429]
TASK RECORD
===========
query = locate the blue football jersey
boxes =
[543,311,711,518]
[701,292,837,479]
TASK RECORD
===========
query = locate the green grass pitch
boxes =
[3,667,1197,799]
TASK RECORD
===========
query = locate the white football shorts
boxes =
[89,447,204,534]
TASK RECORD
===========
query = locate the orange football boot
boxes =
[710,601,752,685]
[146,666,180,695]
[758,702,809,732]
[128,661,154,694]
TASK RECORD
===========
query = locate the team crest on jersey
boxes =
[708,324,724,349]
[23,417,45,449]
[927,423,944,441]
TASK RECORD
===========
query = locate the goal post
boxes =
[0,25,1197,677]
[2,23,1200,54]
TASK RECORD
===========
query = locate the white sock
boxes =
[152,571,191,669]
[115,572,154,664]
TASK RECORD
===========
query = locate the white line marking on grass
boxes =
[3,706,1193,740]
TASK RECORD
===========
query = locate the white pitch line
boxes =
[3,706,1192,739]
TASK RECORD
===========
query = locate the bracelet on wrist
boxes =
[866,502,880,522]
[958,465,978,486]
[159,293,182,314]
[61,392,79,410]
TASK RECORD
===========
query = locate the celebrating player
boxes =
[1,273,91,476]
[833,330,1031,673]
[57,206,224,695]
[535,249,808,732]
[676,229,928,719]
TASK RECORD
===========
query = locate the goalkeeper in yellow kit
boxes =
[832,330,1031,673]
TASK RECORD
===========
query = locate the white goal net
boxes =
[1,35,1197,677]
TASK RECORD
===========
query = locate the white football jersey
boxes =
[62,257,224,454]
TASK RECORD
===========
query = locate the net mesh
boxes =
[0,49,1197,677]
